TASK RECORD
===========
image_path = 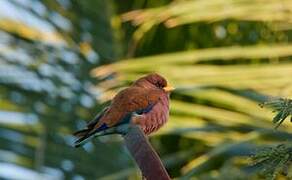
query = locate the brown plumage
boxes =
[73,73,174,146]
[133,91,169,135]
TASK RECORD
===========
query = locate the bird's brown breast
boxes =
[133,93,169,135]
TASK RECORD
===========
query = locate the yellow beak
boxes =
[163,85,175,92]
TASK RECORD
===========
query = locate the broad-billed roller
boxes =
[73,73,174,147]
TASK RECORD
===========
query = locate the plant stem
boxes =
[123,125,171,180]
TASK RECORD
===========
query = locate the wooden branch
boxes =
[123,125,171,180]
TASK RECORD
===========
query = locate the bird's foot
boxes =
[132,113,144,124]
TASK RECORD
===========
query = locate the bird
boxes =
[73,73,174,147]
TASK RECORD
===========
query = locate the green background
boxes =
[0,0,291,179]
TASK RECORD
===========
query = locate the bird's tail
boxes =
[73,124,111,148]
[73,129,90,138]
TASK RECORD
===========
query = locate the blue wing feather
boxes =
[74,103,156,147]
[136,103,155,115]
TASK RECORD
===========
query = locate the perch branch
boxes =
[123,125,171,180]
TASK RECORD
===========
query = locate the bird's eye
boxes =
[156,82,164,88]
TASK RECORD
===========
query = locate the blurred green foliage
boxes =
[252,143,292,179]
[261,98,292,129]
[0,0,291,179]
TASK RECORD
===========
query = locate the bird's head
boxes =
[133,73,175,92]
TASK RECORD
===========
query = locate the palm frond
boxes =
[260,98,292,128]
[251,143,292,180]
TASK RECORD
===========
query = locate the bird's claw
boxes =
[132,112,143,118]
[132,112,145,124]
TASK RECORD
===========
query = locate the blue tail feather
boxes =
[74,123,109,147]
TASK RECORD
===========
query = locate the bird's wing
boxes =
[73,107,108,138]
[86,107,109,128]
[101,87,164,127]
